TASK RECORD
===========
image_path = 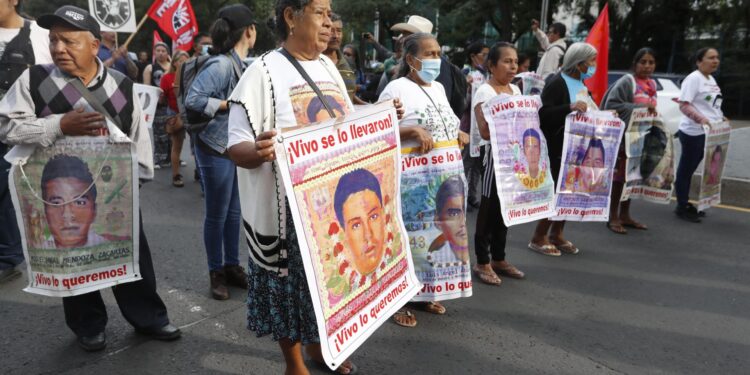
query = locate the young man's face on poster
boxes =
[43,177,96,248]
[436,195,468,250]
[341,189,386,275]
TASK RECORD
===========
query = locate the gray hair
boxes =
[562,42,597,76]
[331,12,341,23]
[397,32,437,78]
[274,0,313,40]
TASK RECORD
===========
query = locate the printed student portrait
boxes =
[401,140,472,301]
[698,121,731,210]
[621,108,675,203]
[9,136,140,297]
[554,111,624,221]
[274,102,420,370]
[481,94,556,226]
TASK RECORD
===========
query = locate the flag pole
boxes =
[122,15,149,49]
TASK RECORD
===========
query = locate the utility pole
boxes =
[541,0,550,31]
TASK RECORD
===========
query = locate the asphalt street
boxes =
[1,156,749,375]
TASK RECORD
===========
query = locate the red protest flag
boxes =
[147,0,198,51]
[585,3,609,106]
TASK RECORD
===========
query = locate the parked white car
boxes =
[608,71,685,134]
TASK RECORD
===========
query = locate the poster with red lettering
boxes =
[401,141,473,300]
[553,111,624,221]
[481,94,556,226]
[7,134,140,297]
[274,101,420,370]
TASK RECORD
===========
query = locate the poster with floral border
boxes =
[274,101,420,370]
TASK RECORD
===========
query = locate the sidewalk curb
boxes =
[689,176,750,209]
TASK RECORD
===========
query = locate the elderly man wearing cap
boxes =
[0,5,180,352]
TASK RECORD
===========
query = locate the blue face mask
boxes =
[581,65,596,80]
[413,58,441,83]
[201,45,211,56]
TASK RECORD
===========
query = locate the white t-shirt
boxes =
[227,51,354,147]
[378,77,459,149]
[472,82,521,114]
[679,70,723,136]
[0,21,52,64]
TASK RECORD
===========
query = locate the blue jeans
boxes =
[194,146,240,271]
[675,132,705,207]
[0,152,23,271]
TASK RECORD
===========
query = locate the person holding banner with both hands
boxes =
[529,42,598,256]
[472,42,526,285]
[226,0,403,373]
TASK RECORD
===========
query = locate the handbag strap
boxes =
[69,74,126,133]
[411,78,451,140]
[279,48,336,119]
[228,53,243,80]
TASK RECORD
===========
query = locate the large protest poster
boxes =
[274,102,420,370]
[553,111,624,221]
[89,0,138,32]
[134,84,161,129]
[7,135,140,297]
[468,70,488,157]
[401,140,472,301]
[514,72,546,96]
[698,121,731,210]
[621,108,675,203]
[482,95,556,225]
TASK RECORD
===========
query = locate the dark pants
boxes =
[0,148,23,271]
[462,146,483,207]
[675,132,705,207]
[62,214,169,337]
[474,170,508,265]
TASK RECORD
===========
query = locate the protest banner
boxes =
[553,110,624,221]
[514,72,546,96]
[7,132,140,297]
[468,70,488,157]
[401,140,472,301]
[134,83,161,129]
[481,94,556,225]
[89,0,137,32]
[274,101,420,370]
[698,121,731,210]
[621,108,674,203]
[147,0,199,51]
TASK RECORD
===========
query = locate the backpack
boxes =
[179,55,211,134]
[0,19,34,97]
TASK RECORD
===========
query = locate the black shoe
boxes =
[675,205,701,223]
[136,323,182,341]
[77,332,106,352]
[0,268,21,284]
[224,264,248,289]
[686,204,706,217]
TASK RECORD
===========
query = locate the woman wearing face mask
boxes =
[528,42,597,257]
[674,47,724,223]
[602,48,657,234]
[185,4,256,301]
[472,42,525,286]
[460,41,489,209]
[379,33,470,328]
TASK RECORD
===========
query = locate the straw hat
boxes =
[390,15,433,35]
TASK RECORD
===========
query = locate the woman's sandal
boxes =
[392,309,417,328]
[527,242,561,256]
[621,220,648,230]
[472,264,502,285]
[418,301,446,315]
[552,240,579,255]
[492,263,525,279]
[606,221,627,234]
